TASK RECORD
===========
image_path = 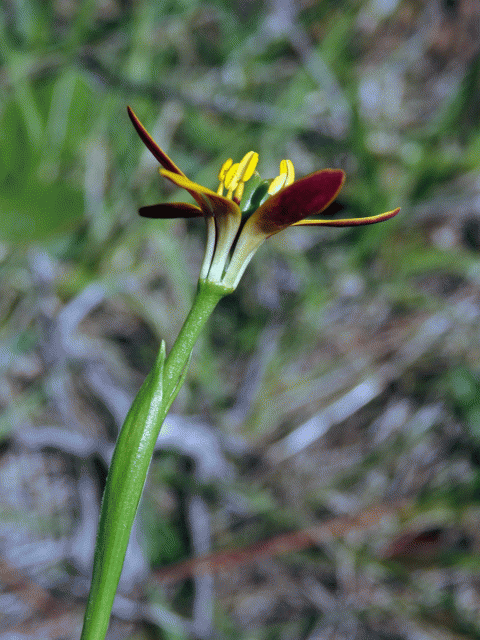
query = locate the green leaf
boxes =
[0,97,84,241]
[0,178,84,242]
[81,342,167,640]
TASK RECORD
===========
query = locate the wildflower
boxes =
[128,107,399,291]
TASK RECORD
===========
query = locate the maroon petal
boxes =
[139,202,203,218]
[127,106,185,176]
[293,207,401,227]
[250,169,345,235]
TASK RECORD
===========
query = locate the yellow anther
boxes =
[224,162,240,191]
[218,158,233,194]
[279,159,295,186]
[267,159,295,195]
[237,151,258,183]
[218,158,233,182]
[268,173,287,195]
[224,152,259,191]
[217,152,259,201]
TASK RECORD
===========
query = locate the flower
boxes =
[128,106,400,291]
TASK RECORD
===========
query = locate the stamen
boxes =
[233,182,245,204]
[225,152,259,197]
[238,151,258,183]
[268,159,295,195]
[268,173,287,195]
[218,158,233,182]
[217,158,233,195]
[224,162,240,191]
[218,152,259,202]
[279,159,295,186]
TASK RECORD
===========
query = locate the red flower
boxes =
[128,107,399,290]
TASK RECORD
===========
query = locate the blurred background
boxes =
[1,0,480,638]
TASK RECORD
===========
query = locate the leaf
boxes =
[81,341,168,640]
[0,97,84,241]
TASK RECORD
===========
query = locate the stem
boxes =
[162,280,228,401]
[80,279,230,640]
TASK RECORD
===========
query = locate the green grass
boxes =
[2,0,480,638]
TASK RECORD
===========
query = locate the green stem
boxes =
[162,280,228,401]
[80,279,230,640]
